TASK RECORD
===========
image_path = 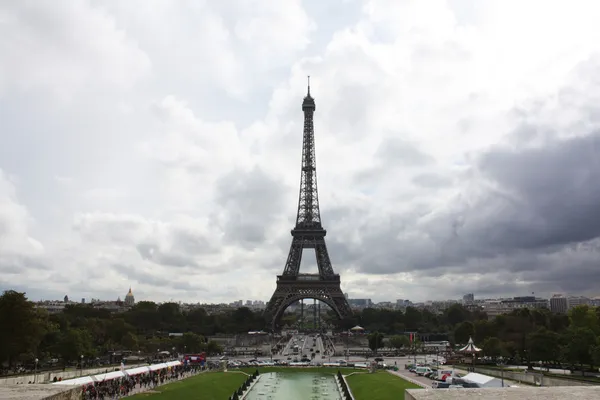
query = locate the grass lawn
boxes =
[128,371,247,400]
[127,368,416,399]
[346,371,421,400]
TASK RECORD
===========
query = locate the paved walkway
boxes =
[387,369,430,388]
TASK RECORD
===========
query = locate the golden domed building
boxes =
[124,287,135,307]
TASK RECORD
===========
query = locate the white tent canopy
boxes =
[165,361,182,367]
[350,325,364,331]
[53,376,96,386]
[458,337,481,353]
[462,372,504,388]
[125,366,151,376]
[53,360,181,386]
[93,371,125,382]
[149,363,169,371]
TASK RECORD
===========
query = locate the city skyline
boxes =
[19,285,600,308]
[2,1,600,304]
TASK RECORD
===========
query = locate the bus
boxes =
[293,345,299,355]
[183,353,206,365]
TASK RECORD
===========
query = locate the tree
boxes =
[58,328,93,363]
[591,343,600,368]
[206,340,223,355]
[473,319,495,344]
[121,332,139,350]
[0,291,48,367]
[4,285,597,369]
[569,305,600,335]
[368,331,385,353]
[453,321,475,344]
[388,335,410,350]
[404,308,422,331]
[106,318,135,346]
[482,337,504,361]
[444,304,471,326]
[179,332,205,353]
[527,328,561,368]
[563,327,596,374]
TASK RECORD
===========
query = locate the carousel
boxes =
[458,336,481,368]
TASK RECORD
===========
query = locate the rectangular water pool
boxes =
[244,372,343,400]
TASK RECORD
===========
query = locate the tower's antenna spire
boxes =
[307,75,310,96]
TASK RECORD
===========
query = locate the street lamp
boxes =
[270,332,273,362]
[34,358,38,383]
[80,355,84,377]
[345,332,349,361]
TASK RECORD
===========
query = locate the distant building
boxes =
[125,287,135,307]
[425,300,458,313]
[463,293,474,303]
[550,294,568,313]
[374,301,395,309]
[348,298,372,309]
[37,301,68,314]
[567,296,590,310]
[396,299,415,309]
[481,296,549,319]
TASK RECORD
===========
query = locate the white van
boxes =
[415,366,433,376]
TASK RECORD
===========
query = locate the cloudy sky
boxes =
[2,0,600,305]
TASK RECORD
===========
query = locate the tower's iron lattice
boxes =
[264,79,352,330]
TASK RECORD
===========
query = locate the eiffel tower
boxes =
[264,78,352,330]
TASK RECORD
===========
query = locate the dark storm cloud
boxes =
[472,132,600,251]
[345,129,600,298]
[213,166,286,247]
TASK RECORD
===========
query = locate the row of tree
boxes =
[1,290,600,372]
[362,306,600,372]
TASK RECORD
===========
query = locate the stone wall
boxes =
[0,364,146,385]
[44,386,81,400]
[0,384,80,400]
[406,386,600,399]
[471,366,594,387]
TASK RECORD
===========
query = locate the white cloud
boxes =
[0,0,151,100]
[2,0,600,304]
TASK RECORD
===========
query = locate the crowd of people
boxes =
[80,363,204,399]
